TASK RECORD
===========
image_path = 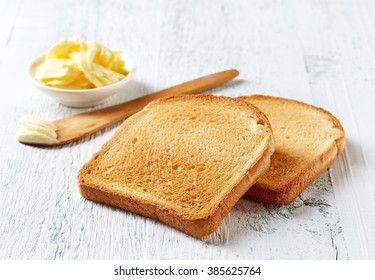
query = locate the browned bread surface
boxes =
[78,95,275,237]
[239,95,345,206]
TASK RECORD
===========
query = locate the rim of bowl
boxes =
[27,51,137,94]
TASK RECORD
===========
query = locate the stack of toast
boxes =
[78,94,345,238]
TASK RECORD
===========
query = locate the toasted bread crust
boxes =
[246,139,341,205]
[78,95,275,237]
[239,95,345,206]
[79,140,274,238]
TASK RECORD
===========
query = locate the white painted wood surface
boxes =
[1,0,374,260]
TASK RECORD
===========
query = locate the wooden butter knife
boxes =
[47,69,239,146]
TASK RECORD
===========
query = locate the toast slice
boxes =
[238,95,345,206]
[78,95,275,238]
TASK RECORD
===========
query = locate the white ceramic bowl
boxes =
[27,52,136,107]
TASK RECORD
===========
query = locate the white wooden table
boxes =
[1,0,375,260]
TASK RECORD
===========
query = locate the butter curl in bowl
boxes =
[28,37,136,107]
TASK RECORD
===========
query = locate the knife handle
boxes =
[82,69,238,123]
[55,69,239,143]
